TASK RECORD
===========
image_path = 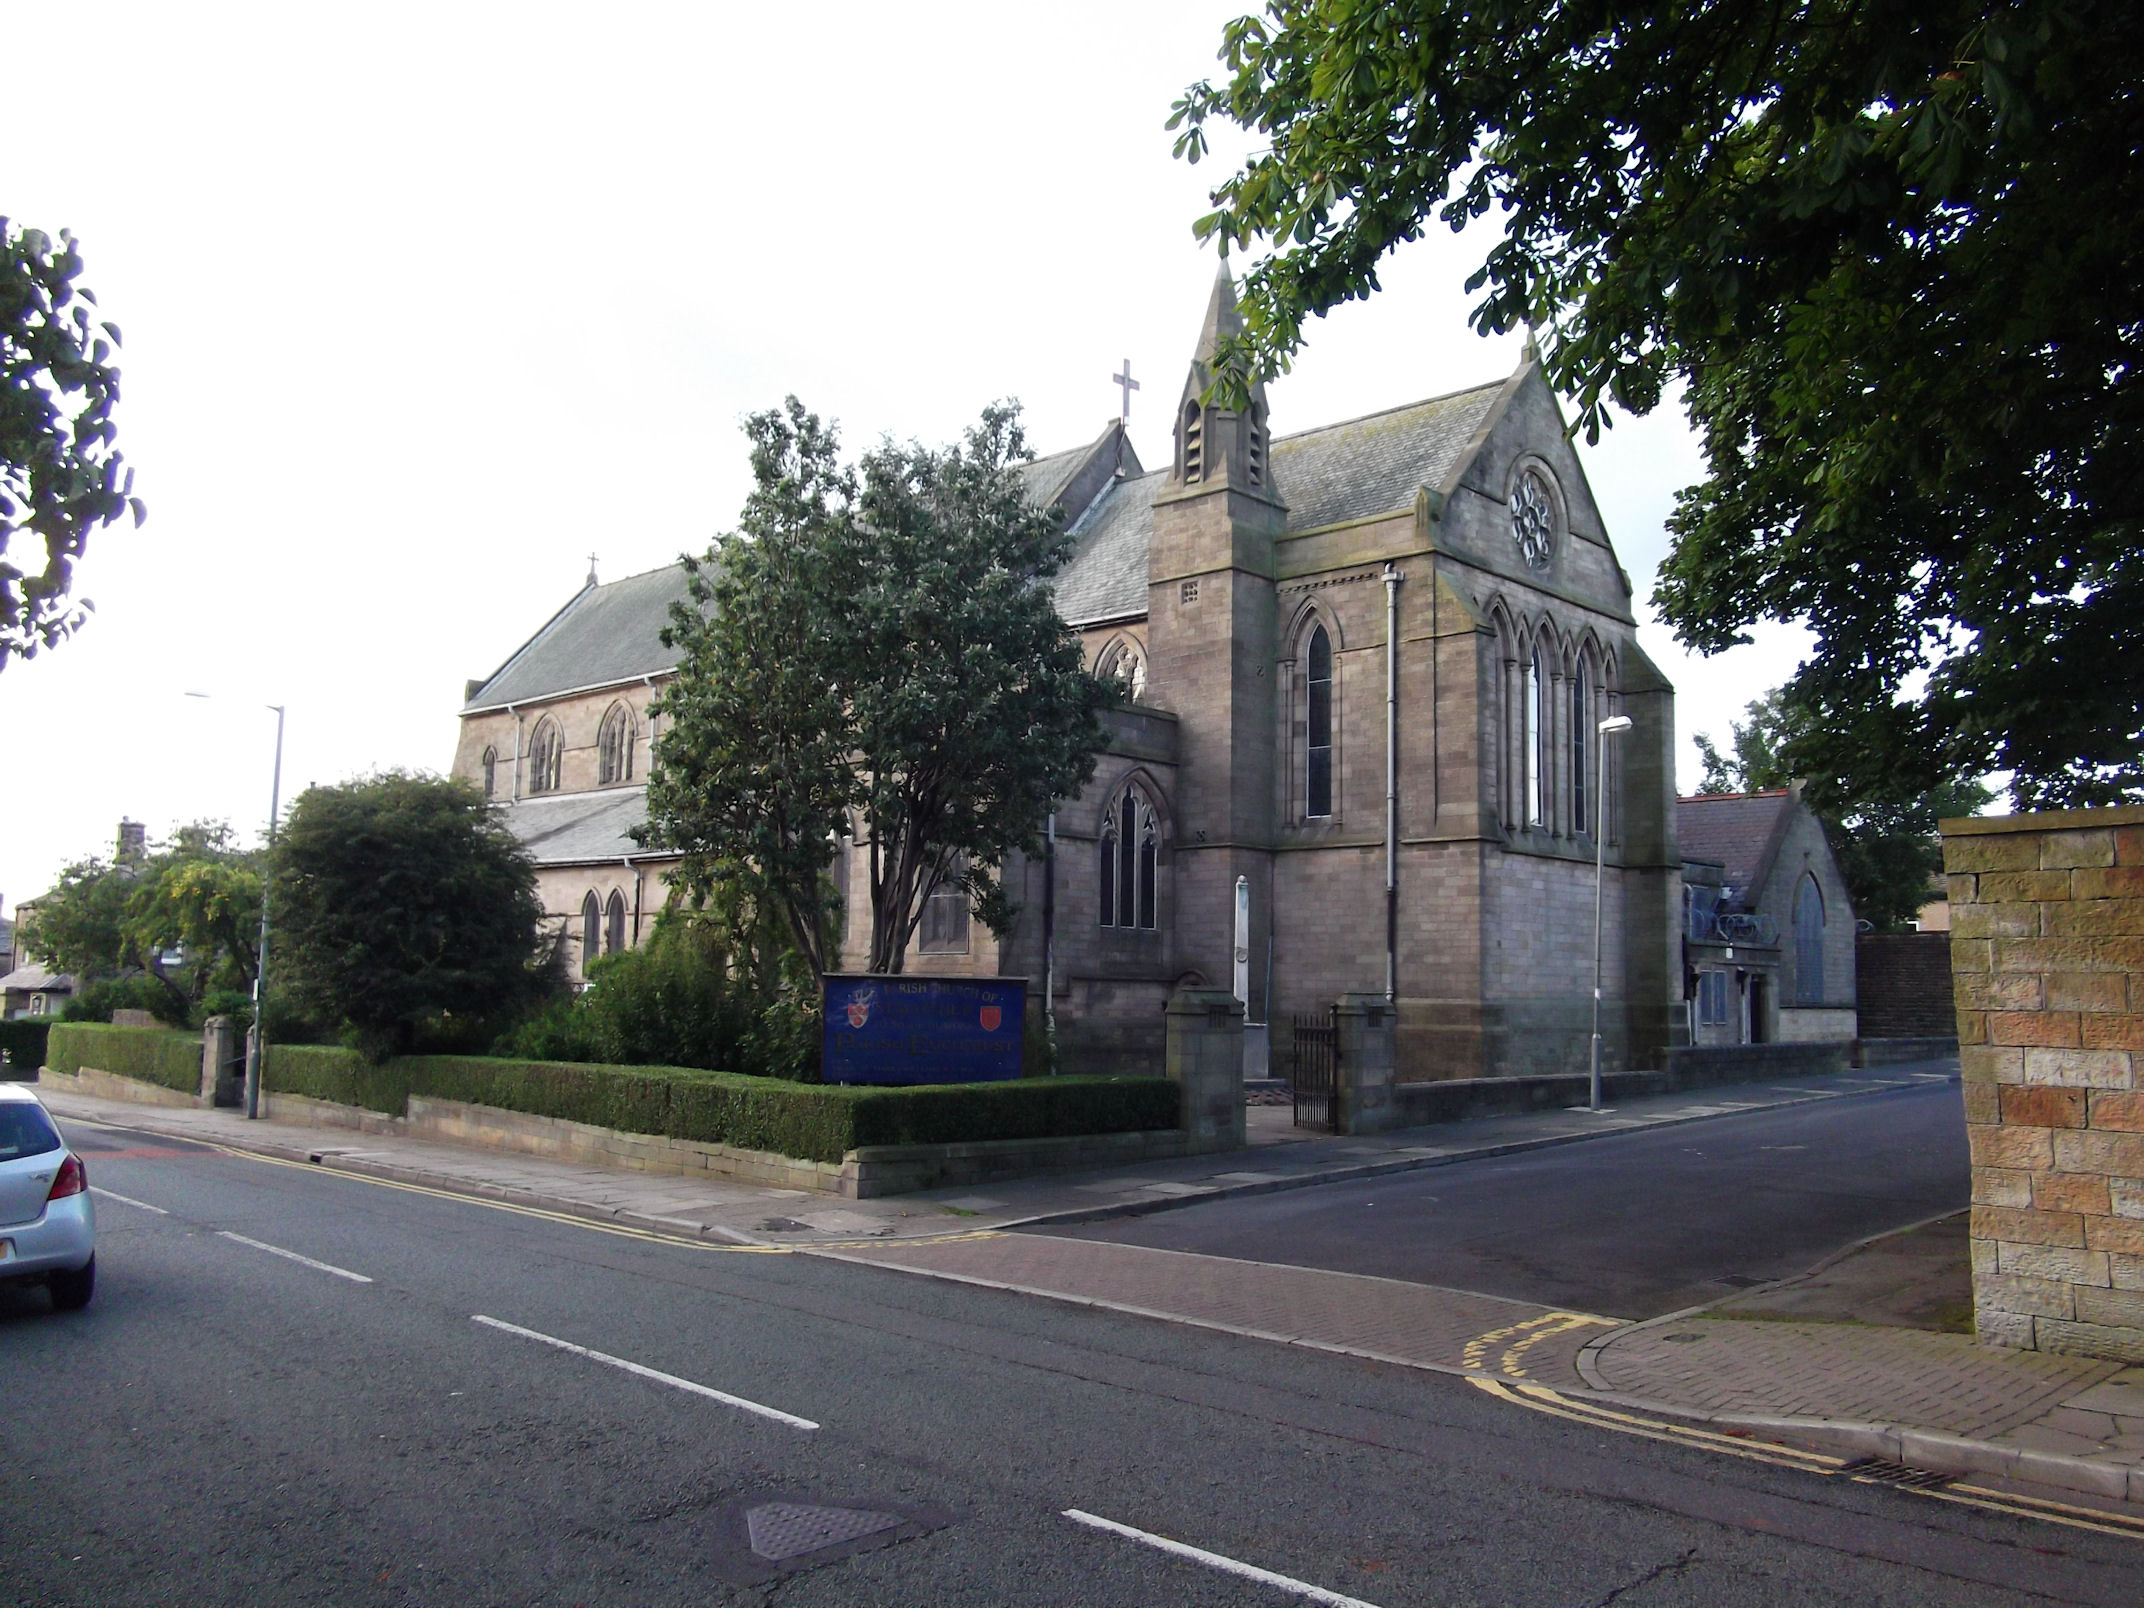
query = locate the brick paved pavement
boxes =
[809,1232,1618,1385]
[1588,1316,2117,1436]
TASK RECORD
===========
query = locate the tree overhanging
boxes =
[1171,1,2141,806]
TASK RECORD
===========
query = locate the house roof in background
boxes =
[0,964,73,992]
[1676,791,1796,904]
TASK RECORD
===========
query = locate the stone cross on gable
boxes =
[1113,359,1139,422]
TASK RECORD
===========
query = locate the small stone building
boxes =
[1676,785,1857,1045]
[453,267,1687,1081]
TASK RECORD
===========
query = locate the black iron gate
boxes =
[1289,1006,1339,1132]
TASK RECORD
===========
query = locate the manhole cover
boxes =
[746,1502,903,1561]
[1662,1332,1708,1344]
[756,1217,810,1233]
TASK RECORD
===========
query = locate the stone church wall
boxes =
[1951,805,2144,1364]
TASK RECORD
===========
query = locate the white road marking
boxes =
[90,1187,169,1215]
[216,1231,373,1283]
[470,1315,818,1430]
[1063,1509,1385,1607]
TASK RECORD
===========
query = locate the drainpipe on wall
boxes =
[1383,563,1400,1004]
[508,704,522,803]
[624,856,643,945]
[1043,813,1056,1055]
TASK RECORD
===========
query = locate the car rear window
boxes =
[0,1103,63,1160]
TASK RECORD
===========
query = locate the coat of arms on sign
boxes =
[978,1005,1002,1032]
[846,989,876,1029]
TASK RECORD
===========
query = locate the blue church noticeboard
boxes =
[821,974,1026,1085]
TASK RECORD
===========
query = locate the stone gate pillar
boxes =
[200,1017,244,1108]
[1335,994,1398,1135]
[1947,806,2144,1362]
[1166,988,1246,1154]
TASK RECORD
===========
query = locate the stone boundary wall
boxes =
[39,1066,1198,1199]
[1948,805,2144,1364]
[1858,932,1957,1039]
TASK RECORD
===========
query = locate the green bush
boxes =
[498,933,821,1081]
[261,1041,1177,1164]
[0,1020,50,1078]
[45,1022,202,1093]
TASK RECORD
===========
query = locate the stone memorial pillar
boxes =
[1166,988,1246,1153]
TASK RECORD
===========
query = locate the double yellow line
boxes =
[1469,1374,2144,1543]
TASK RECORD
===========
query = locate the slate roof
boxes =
[1054,468,1167,626]
[1016,440,1100,512]
[465,375,1513,695]
[1049,378,1509,628]
[1676,791,1795,904]
[497,788,654,867]
[464,564,695,711]
[0,964,73,993]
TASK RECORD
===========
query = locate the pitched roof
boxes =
[464,564,696,711]
[1049,379,1509,628]
[1675,791,1795,903]
[496,788,653,867]
[1269,383,1506,532]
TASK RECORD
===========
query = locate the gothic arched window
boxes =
[1524,645,1545,827]
[481,745,498,800]
[919,858,971,953]
[1098,789,1158,930]
[580,891,600,970]
[1306,624,1334,820]
[1570,660,1589,835]
[1247,402,1266,487]
[528,718,563,795]
[597,703,635,785]
[605,889,627,955]
[1794,872,1826,1002]
[1181,399,1204,483]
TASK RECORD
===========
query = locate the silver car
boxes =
[0,1083,96,1310]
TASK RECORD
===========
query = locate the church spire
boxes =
[1171,257,1276,500]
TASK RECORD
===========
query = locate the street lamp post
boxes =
[188,694,284,1119]
[1589,713,1635,1113]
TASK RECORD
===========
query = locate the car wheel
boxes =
[49,1256,95,1311]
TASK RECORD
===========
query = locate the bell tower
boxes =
[1146,261,1286,1013]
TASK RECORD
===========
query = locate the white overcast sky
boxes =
[2,0,1808,909]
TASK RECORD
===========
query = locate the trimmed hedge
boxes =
[263,1043,1178,1165]
[0,1019,50,1078]
[46,1022,202,1094]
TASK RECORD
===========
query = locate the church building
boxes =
[453,267,1686,1082]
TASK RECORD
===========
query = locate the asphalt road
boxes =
[5,1096,2133,1608]
[1050,1080,1970,1318]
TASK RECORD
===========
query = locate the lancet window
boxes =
[481,746,498,800]
[1306,624,1334,820]
[597,703,635,785]
[528,718,563,795]
[606,890,627,955]
[1794,874,1826,1002]
[1098,788,1158,930]
[580,892,600,969]
[919,858,971,953]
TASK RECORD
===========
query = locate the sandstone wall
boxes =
[1949,805,2144,1364]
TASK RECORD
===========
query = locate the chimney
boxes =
[116,819,147,865]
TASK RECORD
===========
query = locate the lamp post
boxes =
[1589,713,1635,1113]
[187,694,284,1119]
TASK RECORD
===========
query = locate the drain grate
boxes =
[1841,1457,1956,1491]
[746,1502,903,1561]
